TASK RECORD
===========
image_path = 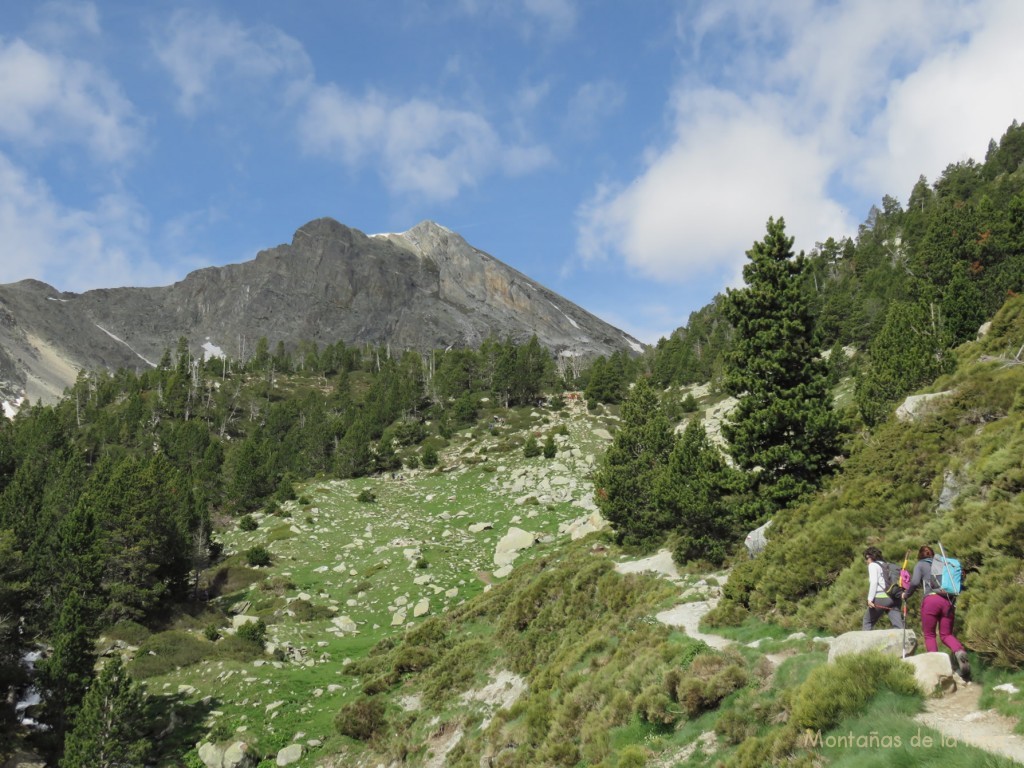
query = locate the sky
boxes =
[1,1,1022,345]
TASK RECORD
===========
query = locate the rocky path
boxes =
[915,682,1024,765]
[613,550,732,650]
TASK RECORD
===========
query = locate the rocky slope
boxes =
[0,218,642,405]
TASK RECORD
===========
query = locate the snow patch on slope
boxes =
[202,339,225,359]
[2,397,24,419]
[548,300,580,329]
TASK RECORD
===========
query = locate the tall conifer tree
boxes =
[722,217,840,520]
[593,377,675,547]
[61,655,150,768]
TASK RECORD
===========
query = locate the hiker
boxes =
[862,547,904,630]
[902,545,970,680]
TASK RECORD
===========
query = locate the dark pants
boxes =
[863,596,904,630]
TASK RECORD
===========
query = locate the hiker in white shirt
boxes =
[862,546,904,630]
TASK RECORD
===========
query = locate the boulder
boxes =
[558,511,608,540]
[197,742,223,768]
[903,652,957,695]
[895,391,953,422]
[331,618,360,634]
[231,615,259,630]
[493,527,539,567]
[744,519,773,556]
[827,629,916,663]
[276,744,303,766]
[198,741,257,768]
[224,741,257,768]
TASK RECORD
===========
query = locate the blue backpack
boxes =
[928,544,963,596]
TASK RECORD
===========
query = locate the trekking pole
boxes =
[901,549,910,659]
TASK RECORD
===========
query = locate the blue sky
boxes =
[1,1,1022,344]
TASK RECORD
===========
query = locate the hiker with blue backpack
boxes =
[862,547,905,630]
[902,544,970,681]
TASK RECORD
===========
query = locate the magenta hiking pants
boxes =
[921,593,964,653]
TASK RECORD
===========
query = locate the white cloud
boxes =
[299,85,552,201]
[578,89,848,283]
[857,1,1024,196]
[578,0,1024,289]
[0,37,141,162]
[0,152,174,291]
[152,9,312,117]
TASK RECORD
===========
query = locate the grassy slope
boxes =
[128,306,1024,766]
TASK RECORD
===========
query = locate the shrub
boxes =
[680,393,699,412]
[789,651,919,731]
[336,696,387,741]
[129,630,208,678]
[393,645,438,674]
[674,651,749,717]
[361,672,399,696]
[617,745,648,768]
[105,619,151,646]
[236,619,267,647]
[523,435,541,458]
[290,599,333,622]
[245,545,272,567]
[422,445,439,468]
[357,489,377,503]
[239,514,258,531]
[715,707,760,745]
[965,560,1024,668]
[203,624,221,642]
[634,684,679,725]
[404,454,420,470]
[543,434,557,459]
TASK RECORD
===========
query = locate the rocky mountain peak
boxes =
[0,218,642,408]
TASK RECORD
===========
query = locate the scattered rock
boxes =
[413,598,430,617]
[275,744,303,766]
[468,522,493,533]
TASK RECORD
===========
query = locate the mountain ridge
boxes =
[0,218,642,406]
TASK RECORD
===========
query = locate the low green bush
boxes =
[965,559,1024,668]
[235,619,267,647]
[790,651,919,732]
[336,696,387,741]
[105,619,151,645]
[392,645,437,674]
[129,630,209,678]
[357,489,377,503]
[238,514,258,531]
[245,545,272,567]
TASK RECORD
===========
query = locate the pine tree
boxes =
[38,591,95,745]
[722,217,841,520]
[854,300,954,425]
[593,377,675,547]
[654,420,739,566]
[61,655,151,768]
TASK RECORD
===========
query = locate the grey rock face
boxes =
[0,219,641,404]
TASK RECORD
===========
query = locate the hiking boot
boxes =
[955,650,971,681]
